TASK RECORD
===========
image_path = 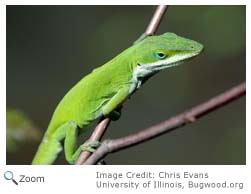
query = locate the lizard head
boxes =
[132,32,203,79]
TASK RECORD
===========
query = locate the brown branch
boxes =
[75,5,168,165]
[134,5,168,43]
[75,117,111,164]
[145,5,169,35]
[84,82,246,165]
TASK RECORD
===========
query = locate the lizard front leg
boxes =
[102,87,129,120]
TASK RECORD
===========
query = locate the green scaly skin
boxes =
[32,32,203,164]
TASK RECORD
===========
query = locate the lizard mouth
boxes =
[134,51,202,79]
[145,52,201,72]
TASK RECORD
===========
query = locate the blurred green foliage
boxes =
[7,5,245,164]
[7,108,42,152]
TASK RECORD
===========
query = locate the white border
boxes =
[1,0,248,5]
[0,1,249,194]
[0,0,6,166]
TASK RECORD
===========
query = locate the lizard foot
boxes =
[80,141,101,153]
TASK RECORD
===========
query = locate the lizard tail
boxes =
[31,136,62,165]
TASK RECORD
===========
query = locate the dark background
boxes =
[7,5,246,164]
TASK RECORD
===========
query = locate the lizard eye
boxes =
[155,52,167,60]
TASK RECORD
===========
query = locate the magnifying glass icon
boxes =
[4,171,18,185]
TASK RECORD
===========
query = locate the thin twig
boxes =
[84,82,246,165]
[75,5,168,165]
[75,117,111,164]
[134,5,168,44]
[145,5,169,35]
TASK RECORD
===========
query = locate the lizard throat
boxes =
[128,52,199,95]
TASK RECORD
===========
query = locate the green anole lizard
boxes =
[32,32,203,164]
